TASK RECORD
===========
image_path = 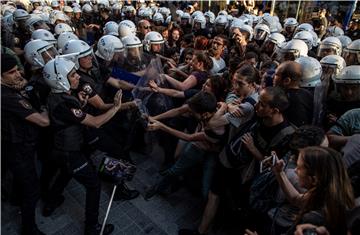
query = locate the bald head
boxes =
[274,61,302,88]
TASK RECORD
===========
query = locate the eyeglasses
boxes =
[143,26,152,29]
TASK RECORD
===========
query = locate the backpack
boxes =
[249,152,291,214]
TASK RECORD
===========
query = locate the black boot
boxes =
[84,223,114,235]
[113,183,139,201]
[22,226,46,235]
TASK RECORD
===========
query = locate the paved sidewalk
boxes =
[1,144,243,235]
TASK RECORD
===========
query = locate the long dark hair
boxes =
[297,146,355,235]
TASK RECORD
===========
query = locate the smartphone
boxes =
[260,151,277,173]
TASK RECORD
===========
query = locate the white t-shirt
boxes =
[210,56,226,75]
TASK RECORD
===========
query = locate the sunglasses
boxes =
[143,26,152,29]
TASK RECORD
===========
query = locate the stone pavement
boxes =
[2,144,244,235]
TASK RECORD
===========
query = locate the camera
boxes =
[260,151,277,173]
[303,228,317,235]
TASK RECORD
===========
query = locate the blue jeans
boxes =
[160,142,217,198]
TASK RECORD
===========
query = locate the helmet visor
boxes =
[317,45,337,58]
[342,50,359,66]
[254,28,268,41]
[39,46,58,65]
[276,48,299,62]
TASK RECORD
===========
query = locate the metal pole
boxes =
[296,0,302,20]
[270,0,276,16]
[100,185,117,235]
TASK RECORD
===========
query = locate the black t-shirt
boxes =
[255,120,294,158]
[1,85,39,143]
[285,88,314,127]
[191,71,208,90]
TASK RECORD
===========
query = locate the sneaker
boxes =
[113,184,139,201]
[42,195,65,217]
[84,223,114,235]
[178,229,204,235]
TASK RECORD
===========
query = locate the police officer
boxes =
[42,57,120,235]
[1,54,49,235]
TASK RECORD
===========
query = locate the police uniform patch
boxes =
[71,108,84,118]
[19,99,32,110]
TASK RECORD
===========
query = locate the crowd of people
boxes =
[1,1,360,235]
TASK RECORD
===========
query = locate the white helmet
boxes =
[181,12,191,20]
[95,35,124,61]
[1,14,15,32]
[276,39,308,62]
[295,56,322,87]
[143,31,164,52]
[176,9,184,18]
[52,11,71,25]
[284,17,298,28]
[239,14,253,26]
[333,65,360,84]
[293,31,314,50]
[62,39,93,68]
[1,5,16,16]
[43,57,75,93]
[342,39,360,66]
[153,13,164,24]
[54,23,73,36]
[141,8,153,20]
[295,23,314,34]
[320,55,346,76]
[73,6,82,14]
[165,15,172,25]
[204,11,215,24]
[317,36,342,58]
[193,15,206,29]
[82,4,93,14]
[118,20,136,39]
[239,24,254,41]
[112,3,122,12]
[326,26,344,37]
[214,15,228,27]
[103,21,119,36]
[191,10,204,20]
[63,6,74,14]
[51,0,60,8]
[25,14,48,33]
[24,39,58,70]
[230,18,244,30]
[259,15,275,30]
[227,15,234,25]
[122,5,136,14]
[159,7,171,18]
[97,0,110,10]
[122,35,142,48]
[337,35,352,49]
[31,29,57,45]
[254,23,270,41]
[13,9,30,21]
[49,10,61,25]
[309,30,320,48]
[266,33,286,46]
[218,10,228,16]
[57,32,79,54]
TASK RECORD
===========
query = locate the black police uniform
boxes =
[26,72,55,198]
[1,85,41,234]
[45,92,101,228]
